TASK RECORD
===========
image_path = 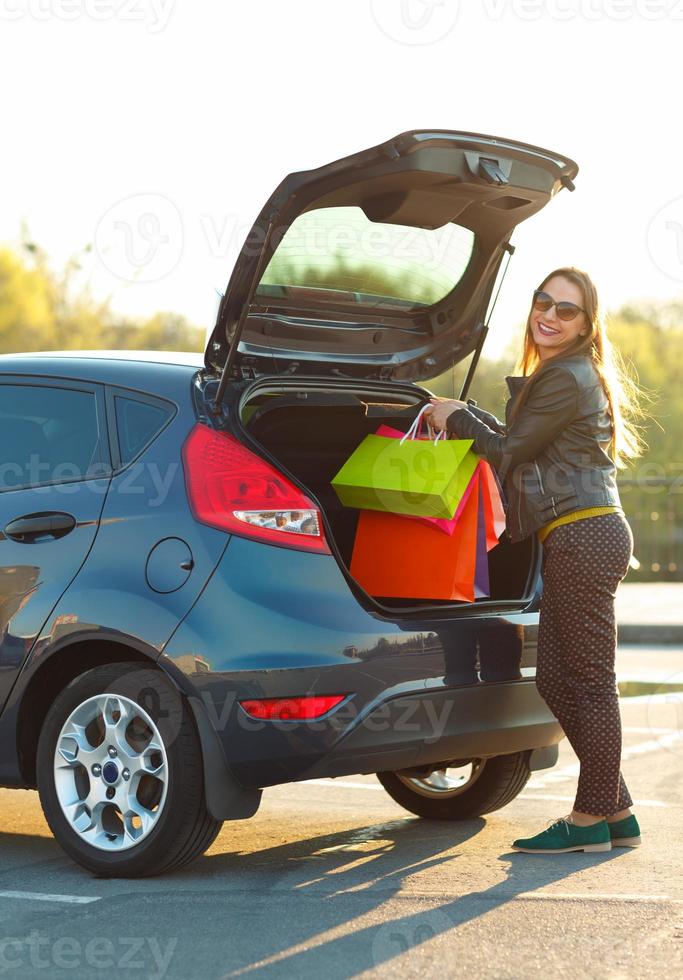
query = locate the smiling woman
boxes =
[426,265,649,853]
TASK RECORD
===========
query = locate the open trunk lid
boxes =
[206,129,578,384]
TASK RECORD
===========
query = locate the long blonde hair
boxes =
[508,266,648,469]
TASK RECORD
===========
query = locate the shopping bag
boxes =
[374,422,481,535]
[373,423,505,548]
[331,406,478,519]
[480,460,506,550]
[474,474,491,598]
[350,467,481,601]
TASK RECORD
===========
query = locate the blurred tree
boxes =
[0,247,55,351]
[0,241,203,355]
[107,312,203,353]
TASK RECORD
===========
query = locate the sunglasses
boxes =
[532,289,586,322]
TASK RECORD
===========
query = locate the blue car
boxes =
[0,130,578,877]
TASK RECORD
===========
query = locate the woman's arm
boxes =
[465,403,507,435]
[445,365,580,478]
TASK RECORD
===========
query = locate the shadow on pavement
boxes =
[0,815,633,979]
[193,818,626,978]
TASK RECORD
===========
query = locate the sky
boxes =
[2,0,683,358]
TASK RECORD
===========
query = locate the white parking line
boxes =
[518,794,666,807]
[300,779,383,791]
[0,890,100,905]
[298,729,679,807]
[528,731,682,789]
[513,892,682,905]
[302,730,679,797]
[622,732,683,759]
[298,780,667,808]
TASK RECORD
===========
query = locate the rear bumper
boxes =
[299,679,563,781]
[176,667,563,791]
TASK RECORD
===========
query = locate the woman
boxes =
[424,266,647,855]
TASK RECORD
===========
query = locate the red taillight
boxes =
[182,423,330,554]
[239,695,346,720]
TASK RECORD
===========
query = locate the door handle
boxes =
[4,512,77,542]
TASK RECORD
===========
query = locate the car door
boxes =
[0,376,111,714]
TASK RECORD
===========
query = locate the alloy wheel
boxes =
[53,693,168,851]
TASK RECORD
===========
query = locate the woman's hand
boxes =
[424,397,470,432]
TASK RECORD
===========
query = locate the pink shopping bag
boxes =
[479,459,506,550]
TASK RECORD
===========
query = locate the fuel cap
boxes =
[145,537,194,594]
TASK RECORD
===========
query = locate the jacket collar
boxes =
[505,375,527,394]
[505,352,590,396]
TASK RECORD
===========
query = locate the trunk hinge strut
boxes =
[458,241,515,404]
[211,214,278,413]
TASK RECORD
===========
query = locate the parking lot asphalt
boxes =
[0,642,681,980]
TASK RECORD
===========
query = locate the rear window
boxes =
[0,384,103,490]
[257,205,475,310]
[114,396,174,465]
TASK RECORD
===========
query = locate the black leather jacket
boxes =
[445,353,623,543]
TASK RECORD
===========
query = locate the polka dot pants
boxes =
[536,511,634,816]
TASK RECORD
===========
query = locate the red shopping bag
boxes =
[350,468,481,601]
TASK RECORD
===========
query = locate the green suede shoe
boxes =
[512,816,611,853]
[607,813,641,847]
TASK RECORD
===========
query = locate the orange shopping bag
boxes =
[350,468,481,601]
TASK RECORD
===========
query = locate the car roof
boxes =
[0,350,206,395]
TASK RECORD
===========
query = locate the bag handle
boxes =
[399,404,446,446]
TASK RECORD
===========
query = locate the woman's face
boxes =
[529,275,589,360]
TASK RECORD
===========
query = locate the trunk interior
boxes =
[241,383,536,610]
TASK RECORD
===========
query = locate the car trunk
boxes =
[239,378,537,612]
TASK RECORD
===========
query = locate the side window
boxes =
[0,384,104,492]
[114,395,174,466]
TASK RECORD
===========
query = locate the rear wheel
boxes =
[377,752,532,819]
[37,663,222,877]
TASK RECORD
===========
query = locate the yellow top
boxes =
[537,505,624,544]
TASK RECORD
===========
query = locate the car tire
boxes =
[376,752,532,820]
[37,662,222,878]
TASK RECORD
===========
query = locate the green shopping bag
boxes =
[331,406,479,519]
